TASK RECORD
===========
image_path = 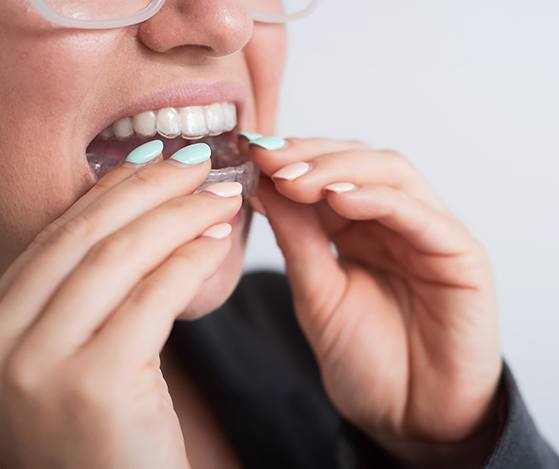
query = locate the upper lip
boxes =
[86,80,247,146]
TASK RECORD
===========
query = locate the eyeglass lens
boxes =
[41,0,314,22]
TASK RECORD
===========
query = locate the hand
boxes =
[243,136,502,465]
[0,149,242,468]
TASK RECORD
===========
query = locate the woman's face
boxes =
[0,0,286,316]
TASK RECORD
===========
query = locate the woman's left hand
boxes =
[242,136,502,464]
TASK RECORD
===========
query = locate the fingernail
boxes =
[203,181,243,198]
[272,162,311,181]
[238,131,263,142]
[324,182,356,193]
[201,223,233,239]
[170,143,211,165]
[250,136,287,151]
[125,140,164,165]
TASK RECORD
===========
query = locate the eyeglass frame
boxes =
[30,0,321,30]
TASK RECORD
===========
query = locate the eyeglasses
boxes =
[30,0,320,30]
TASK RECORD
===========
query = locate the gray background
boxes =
[244,0,559,448]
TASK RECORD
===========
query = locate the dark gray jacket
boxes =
[168,271,559,469]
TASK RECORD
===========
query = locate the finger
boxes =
[20,183,242,358]
[269,149,446,210]
[69,140,168,219]
[0,140,168,322]
[84,225,233,366]
[239,134,368,177]
[0,141,165,301]
[18,185,242,364]
[0,144,213,341]
[257,178,348,333]
[324,183,473,256]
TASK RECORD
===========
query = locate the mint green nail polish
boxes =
[250,136,287,151]
[170,143,211,165]
[125,140,163,165]
[238,131,263,142]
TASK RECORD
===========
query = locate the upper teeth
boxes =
[102,102,237,141]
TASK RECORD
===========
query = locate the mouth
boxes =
[86,101,259,197]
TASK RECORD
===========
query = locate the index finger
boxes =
[0,143,213,344]
[68,140,166,220]
[0,140,166,298]
[238,134,367,177]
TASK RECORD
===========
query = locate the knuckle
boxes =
[53,214,97,245]
[172,247,199,267]
[127,280,171,309]
[1,352,40,395]
[456,249,493,285]
[172,246,214,277]
[166,194,193,211]
[28,217,67,248]
[285,136,302,144]
[84,234,132,267]
[91,179,113,193]
[380,149,418,184]
[345,139,369,149]
[470,238,492,265]
[128,169,161,190]
[66,368,113,411]
[373,185,396,199]
[383,149,411,167]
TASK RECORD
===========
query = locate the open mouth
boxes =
[86,102,259,197]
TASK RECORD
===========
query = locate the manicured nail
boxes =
[272,162,311,181]
[324,182,356,193]
[202,223,232,239]
[169,143,211,165]
[238,131,263,142]
[203,181,243,198]
[250,136,287,151]
[125,140,164,165]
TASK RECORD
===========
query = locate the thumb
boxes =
[257,177,348,334]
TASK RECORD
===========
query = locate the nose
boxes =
[138,0,254,57]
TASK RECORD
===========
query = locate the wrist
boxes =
[375,423,501,469]
[360,382,507,468]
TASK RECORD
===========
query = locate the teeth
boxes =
[112,117,134,140]
[103,102,237,141]
[222,103,237,131]
[133,111,157,138]
[179,106,208,140]
[205,103,227,136]
[100,127,113,140]
[156,107,181,138]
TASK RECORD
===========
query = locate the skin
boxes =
[247,139,502,466]
[0,0,285,315]
[0,1,502,468]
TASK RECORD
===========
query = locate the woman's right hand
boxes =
[0,145,242,469]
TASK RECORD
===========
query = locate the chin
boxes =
[176,205,252,320]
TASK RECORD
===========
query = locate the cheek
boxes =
[0,31,124,263]
[0,31,121,140]
[244,24,287,134]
